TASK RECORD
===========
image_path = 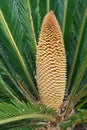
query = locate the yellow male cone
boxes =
[36,11,66,110]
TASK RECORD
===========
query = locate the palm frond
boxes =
[64,1,87,115]
[62,0,76,44]
[0,10,38,96]
[64,0,87,89]
[0,100,56,129]
[71,84,87,108]
[0,76,21,103]
[30,0,42,41]
[75,98,87,110]
[67,6,87,91]
[1,120,43,130]
[60,110,87,129]
[0,0,39,103]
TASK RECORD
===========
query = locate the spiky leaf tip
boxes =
[36,11,66,110]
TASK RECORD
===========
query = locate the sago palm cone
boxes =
[36,11,66,110]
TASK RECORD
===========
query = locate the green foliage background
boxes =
[0,0,87,129]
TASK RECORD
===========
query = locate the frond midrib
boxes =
[0,113,55,125]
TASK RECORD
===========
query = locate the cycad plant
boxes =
[0,0,87,129]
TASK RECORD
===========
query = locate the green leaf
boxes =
[60,110,87,129]
[0,76,21,103]
[64,0,87,91]
[71,84,87,107]
[0,100,56,129]
[0,10,38,96]
[67,6,87,92]
[75,98,87,110]
[0,0,40,103]
[62,0,76,45]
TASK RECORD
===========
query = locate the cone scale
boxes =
[36,11,66,110]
